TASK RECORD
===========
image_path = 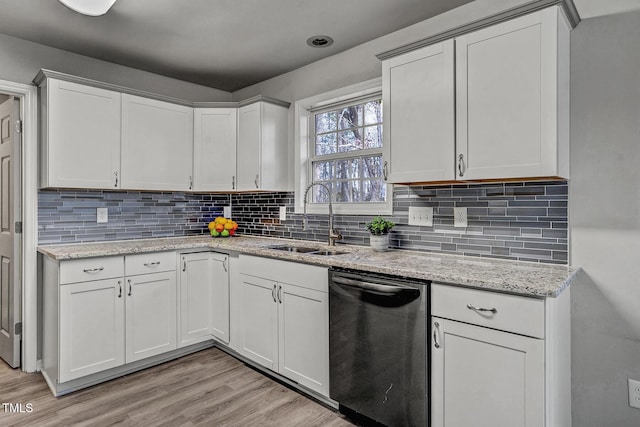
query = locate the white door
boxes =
[193,108,237,191]
[179,253,213,346]
[431,317,544,427]
[0,97,21,368]
[125,271,177,363]
[238,274,278,370]
[382,40,455,183]
[59,278,125,382]
[210,253,230,343]
[45,79,121,189]
[277,282,329,395]
[455,9,559,180]
[121,94,194,191]
[236,103,261,191]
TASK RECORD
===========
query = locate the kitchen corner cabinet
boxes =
[381,6,570,183]
[431,283,571,427]
[193,108,237,192]
[235,255,329,396]
[179,252,230,346]
[382,39,455,183]
[39,78,121,189]
[121,94,194,191]
[236,101,289,191]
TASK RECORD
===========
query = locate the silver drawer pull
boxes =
[144,261,161,267]
[83,267,104,273]
[433,321,441,349]
[467,303,497,314]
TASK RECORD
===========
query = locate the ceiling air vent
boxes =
[307,35,334,48]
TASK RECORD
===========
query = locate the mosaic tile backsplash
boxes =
[38,180,568,264]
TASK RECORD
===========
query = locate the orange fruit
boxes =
[215,224,224,232]
[207,221,216,230]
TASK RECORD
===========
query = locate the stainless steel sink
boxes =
[267,245,347,256]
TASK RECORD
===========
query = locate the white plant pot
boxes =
[370,234,390,252]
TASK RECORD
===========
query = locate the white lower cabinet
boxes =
[236,255,329,396]
[179,252,230,346]
[431,283,571,427]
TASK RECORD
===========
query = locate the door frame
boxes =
[0,78,38,373]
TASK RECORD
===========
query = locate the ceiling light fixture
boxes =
[306,35,334,48]
[58,0,117,16]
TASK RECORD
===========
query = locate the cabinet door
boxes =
[121,94,194,191]
[179,253,213,347]
[125,271,177,363]
[210,253,230,343]
[238,274,278,370]
[277,282,329,395]
[456,8,562,180]
[382,40,455,183]
[45,79,120,189]
[193,108,237,191]
[236,103,261,191]
[431,317,544,427]
[59,278,125,382]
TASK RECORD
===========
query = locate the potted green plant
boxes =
[366,216,395,252]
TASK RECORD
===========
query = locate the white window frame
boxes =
[294,78,392,215]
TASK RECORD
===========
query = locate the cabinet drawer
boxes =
[431,283,544,338]
[59,256,124,284]
[125,252,176,276]
[240,255,328,293]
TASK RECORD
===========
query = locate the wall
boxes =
[0,33,231,102]
[570,10,640,427]
[39,180,568,264]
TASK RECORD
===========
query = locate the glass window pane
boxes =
[335,158,359,179]
[338,105,363,130]
[334,180,360,203]
[362,155,383,178]
[315,111,337,134]
[313,161,334,181]
[364,100,382,125]
[313,184,330,203]
[364,125,383,149]
[362,179,386,202]
[316,133,337,155]
[338,129,363,152]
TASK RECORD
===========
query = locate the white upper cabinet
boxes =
[381,6,569,183]
[121,94,194,191]
[237,101,289,191]
[455,7,569,180]
[41,78,121,189]
[193,108,237,192]
[382,40,455,183]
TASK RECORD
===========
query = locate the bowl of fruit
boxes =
[208,217,238,237]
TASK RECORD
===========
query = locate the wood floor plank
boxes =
[0,348,355,427]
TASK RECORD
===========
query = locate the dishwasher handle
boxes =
[332,275,417,294]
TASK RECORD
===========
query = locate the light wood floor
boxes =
[0,347,356,426]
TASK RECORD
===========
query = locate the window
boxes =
[294,78,391,215]
[310,99,385,204]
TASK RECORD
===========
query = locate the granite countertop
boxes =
[38,235,579,298]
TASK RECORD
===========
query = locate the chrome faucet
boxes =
[303,182,343,246]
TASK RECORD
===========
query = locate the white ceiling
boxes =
[0,0,638,93]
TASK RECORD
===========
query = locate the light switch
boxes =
[97,208,108,223]
[223,206,231,218]
[408,206,433,227]
[279,206,287,221]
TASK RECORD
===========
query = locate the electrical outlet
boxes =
[96,208,108,224]
[454,207,468,228]
[223,206,231,218]
[408,207,433,227]
[629,378,640,409]
[279,206,287,221]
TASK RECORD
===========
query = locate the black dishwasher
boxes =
[329,268,429,427]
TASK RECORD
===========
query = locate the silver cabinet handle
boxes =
[143,261,160,267]
[272,284,277,303]
[277,285,282,304]
[232,176,235,190]
[188,176,193,190]
[254,174,259,189]
[433,321,441,349]
[458,154,465,177]
[467,303,497,314]
[83,266,104,273]
[383,161,388,181]
[127,279,132,296]
[182,258,186,272]
[223,256,228,272]
[117,280,122,298]
[114,171,118,187]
